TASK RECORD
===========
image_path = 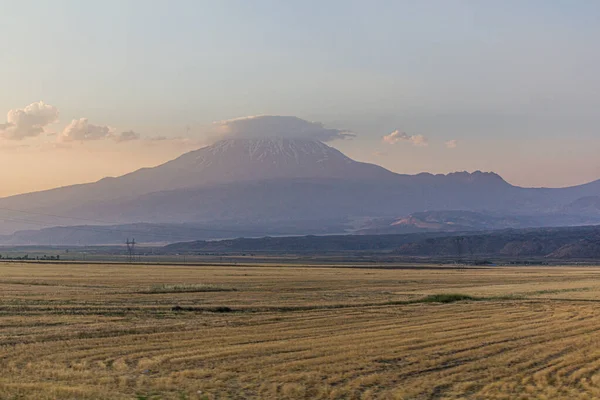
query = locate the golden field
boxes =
[3,262,600,399]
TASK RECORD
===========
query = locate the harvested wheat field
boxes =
[4,262,600,399]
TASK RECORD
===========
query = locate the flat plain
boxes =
[3,262,600,399]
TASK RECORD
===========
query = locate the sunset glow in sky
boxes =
[2,0,600,196]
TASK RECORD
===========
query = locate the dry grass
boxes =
[3,262,600,398]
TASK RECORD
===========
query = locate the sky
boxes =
[1,0,600,196]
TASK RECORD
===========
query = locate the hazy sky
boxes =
[1,0,600,196]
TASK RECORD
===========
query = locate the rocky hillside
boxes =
[161,224,600,260]
[397,226,600,259]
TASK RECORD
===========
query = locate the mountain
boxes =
[1,136,600,240]
[0,138,397,232]
[0,138,392,207]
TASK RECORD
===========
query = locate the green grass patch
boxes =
[172,305,233,313]
[144,283,236,294]
[529,287,592,295]
[416,294,479,303]
[169,293,520,315]
[412,293,524,304]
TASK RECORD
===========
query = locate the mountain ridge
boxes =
[1,137,600,237]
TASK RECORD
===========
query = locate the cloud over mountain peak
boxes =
[213,115,355,142]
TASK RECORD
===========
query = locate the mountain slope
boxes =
[561,196,600,215]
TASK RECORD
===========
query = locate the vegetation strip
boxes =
[141,283,236,294]
[170,293,522,314]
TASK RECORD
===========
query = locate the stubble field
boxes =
[3,262,600,399]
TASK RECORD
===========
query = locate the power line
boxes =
[126,238,136,262]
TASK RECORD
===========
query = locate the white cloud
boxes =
[0,101,59,140]
[446,139,458,149]
[383,130,429,147]
[61,119,145,143]
[60,118,113,142]
[114,130,141,143]
[0,102,154,146]
[213,115,355,142]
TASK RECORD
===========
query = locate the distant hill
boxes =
[359,210,529,234]
[162,225,600,260]
[0,220,349,246]
[357,210,600,235]
[397,225,600,259]
[161,232,451,254]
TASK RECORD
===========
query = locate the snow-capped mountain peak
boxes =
[154,137,394,185]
